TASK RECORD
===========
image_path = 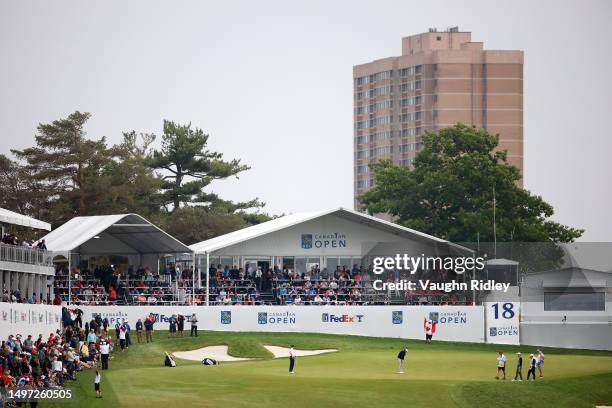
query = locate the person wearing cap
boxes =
[118,326,127,351]
[527,353,537,380]
[512,352,523,381]
[144,315,154,343]
[100,341,110,370]
[397,347,408,374]
[495,351,507,380]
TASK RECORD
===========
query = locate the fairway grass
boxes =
[51,332,612,408]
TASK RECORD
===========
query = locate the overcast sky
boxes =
[1,0,610,241]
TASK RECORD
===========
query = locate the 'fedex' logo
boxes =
[321,313,364,323]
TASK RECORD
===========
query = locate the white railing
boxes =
[0,243,53,266]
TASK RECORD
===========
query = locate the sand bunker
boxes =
[172,345,253,362]
[264,345,337,358]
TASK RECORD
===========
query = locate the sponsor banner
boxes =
[0,303,62,340]
[485,302,520,345]
[79,305,485,343]
[300,232,347,249]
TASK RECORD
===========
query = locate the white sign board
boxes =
[485,301,520,345]
[79,305,485,343]
[0,303,62,340]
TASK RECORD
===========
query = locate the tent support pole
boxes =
[192,252,196,303]
[197,254,201,288]
[67,252,71,305]
[206,252,210,306]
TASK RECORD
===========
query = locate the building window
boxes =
[400,82,417,92]
[356,150,370,159]
[399,158,414,167]
[370,131,393,141]
[400,96,422,106]
[355,100,393,115]
[369,85,392,98]
[369,116,392,127]
[399,142,422,153]
[356,179,372,189]
[544,292,605,311]
[356,164,369,174]
[370,146,393,157]
[400,111,421,122]
[372,70,393,81]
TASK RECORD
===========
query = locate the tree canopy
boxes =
[146,120,262,212]
[1,112,272,243]
[359,124,583,243]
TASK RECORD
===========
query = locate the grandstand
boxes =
[37,208,473,307]
[0,207,53,303]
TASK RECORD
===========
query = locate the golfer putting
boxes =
[397,347,408,373]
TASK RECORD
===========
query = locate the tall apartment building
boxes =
[353,27,523,208]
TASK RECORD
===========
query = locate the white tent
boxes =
[0,207,51,231]
[39,214,193,304]
[190,207,467,254]
[190,207,472,305]
[40,213,191,255]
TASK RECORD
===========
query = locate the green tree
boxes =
[11,111,114,224]
[0,154,52,234]
[360,124,583,243]
[154,207,245,245]
[147,120,262,212]
[101,131,162,216]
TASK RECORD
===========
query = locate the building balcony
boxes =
[0,243,54,275]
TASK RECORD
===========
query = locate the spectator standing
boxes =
[123,322,131,348]
[135,319,144,343]
[177,314,185,337]
[527,353,537,380]
[512,352,523,381]
[496,351,507,380]
[100,341,110,370]
[119,327,127,351]
[144,316,154,343]
[190,313,198,337]
[87,329,97,345]
[536,349,545,378]
[168,315,177,338]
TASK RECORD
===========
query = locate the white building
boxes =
[190,207,472,304]
[0,208,53,302]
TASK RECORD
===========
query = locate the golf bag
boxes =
[164,352,176,367]
[202,358,219,365]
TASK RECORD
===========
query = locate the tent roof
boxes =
[0,207,51,231]
[190,207,470,254]
[40,214,192,255]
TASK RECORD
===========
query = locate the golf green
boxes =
[53,332,612,408]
